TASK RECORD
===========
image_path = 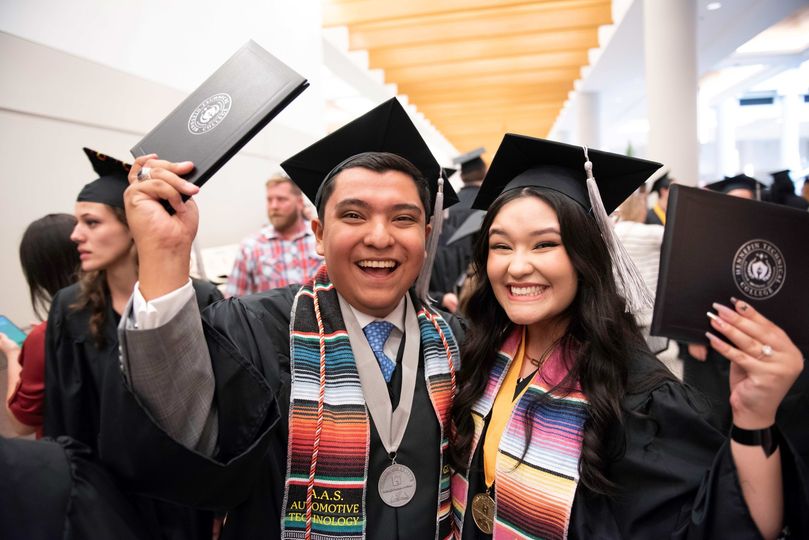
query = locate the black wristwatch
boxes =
[730,424,781,457]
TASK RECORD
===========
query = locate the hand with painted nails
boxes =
[125,154,201,300]
[705,298,804,429]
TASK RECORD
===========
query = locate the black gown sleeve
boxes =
[0,436,152,540]
[43,287,97,447]
[570,381,809,539]
[96,289,295,512]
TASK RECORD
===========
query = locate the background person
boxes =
[2,213,79,437]
[225,174,322,297]
[45,148,222,540]
[614,187,681,377]
[644,172,672,225]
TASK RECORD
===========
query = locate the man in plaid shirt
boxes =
[225,175,323,297]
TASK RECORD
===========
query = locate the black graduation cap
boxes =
[650,172,672,194]
[76,148,131,209]
[471,134,664,314]
[280,98,459,217]
[446,210,486,245]
[704,174,766,195]
[441,167,457,179]
[452,147,486,175]
[472,134,663,213]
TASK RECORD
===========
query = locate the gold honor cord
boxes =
[473,328,531,534]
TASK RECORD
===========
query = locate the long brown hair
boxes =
[70,206,131,347]
[19,213,81,320]
[449,187,673,494]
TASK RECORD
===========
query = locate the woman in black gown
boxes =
[44,148,223,540]
[449,135,807,540]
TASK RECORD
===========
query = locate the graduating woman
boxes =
[449,135,807,539]
[44,148,223,540]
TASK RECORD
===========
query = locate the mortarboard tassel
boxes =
[582,147,655,314]
[415,174,445,301]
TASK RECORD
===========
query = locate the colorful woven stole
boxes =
[283,266,459,540]
[452,327,588,540]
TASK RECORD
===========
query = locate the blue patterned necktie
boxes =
[363,321,396,382]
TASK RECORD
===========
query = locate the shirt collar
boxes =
[340,294,406,334]
[261,221,313,241]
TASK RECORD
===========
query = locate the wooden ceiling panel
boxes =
[397,68,581,95]
[424,104,560,124]
[384,50,589,83]
[324,0,563,26]
[408,85,573,106]
[345,1,611,50]
[422,100,559,114]
[440,118,556,138]
[323,0,608,155]
[367,28,598,68]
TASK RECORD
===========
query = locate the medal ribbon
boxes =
[482,328,531,489]
[339,294,419,458]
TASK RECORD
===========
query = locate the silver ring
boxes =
[136,167,152,182]
[760,344,774,357]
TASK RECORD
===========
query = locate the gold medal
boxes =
[471,492,495,534]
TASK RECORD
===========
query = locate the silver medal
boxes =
[378,463,417,507]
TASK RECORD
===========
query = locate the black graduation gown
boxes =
[44,278,223,540]
[97,286,465,539]
[683,346,809,461]
[0,436,152,540]
[645,206,664,225]
[460,353,809,539]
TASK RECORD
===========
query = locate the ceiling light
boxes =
[707,2,722,10]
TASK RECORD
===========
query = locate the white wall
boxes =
[0,0,326,325]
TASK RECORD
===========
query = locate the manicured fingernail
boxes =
[730,296,739,305]
[707,311,724,327]
[705,331,720,342]
[712,303,733,316]
[180,161,193,167]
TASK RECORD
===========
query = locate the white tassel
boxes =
[416,176,445,301]
[582,147,655,314]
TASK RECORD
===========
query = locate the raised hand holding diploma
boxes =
[705,297,804,539]
[125,154,200,300]
[705,298,803,428]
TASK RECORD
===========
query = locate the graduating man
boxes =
[100,98,464,540]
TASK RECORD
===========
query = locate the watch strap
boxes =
[730,424,781,457]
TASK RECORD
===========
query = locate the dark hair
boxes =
[19,213,81,320]
[460,159,486,185]
[316,152,431,222]
[449,187,672,494]
[769,175,796,205]
[70,206,131,347]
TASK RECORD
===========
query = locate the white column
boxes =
[780,68,802,173]
[714,98,739,178]
[576,92,601,148]
[643,0,699,186]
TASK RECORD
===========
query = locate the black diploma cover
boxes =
[131,40,309,189]
[651,185,809,349]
